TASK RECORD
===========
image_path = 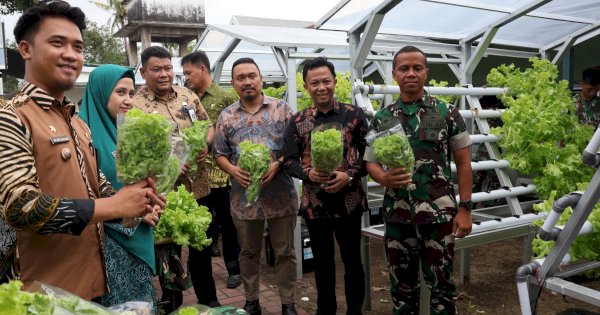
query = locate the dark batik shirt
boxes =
[283,101,369,219]
[364,94,471,224]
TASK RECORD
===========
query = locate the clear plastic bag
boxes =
[109,301,153,315]
[310,127,343,175]
[116,109,174,184]
[181,120,211,174]
[366,123,416,190]
[237,140,270,206]
[29,281,118,314]
[169,304,219,315]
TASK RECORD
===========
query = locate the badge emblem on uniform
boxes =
[61,148,72,160]
[48,125,57,133]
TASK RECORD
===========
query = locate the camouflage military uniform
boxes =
[576,94,600,128]
[365,94,471,315]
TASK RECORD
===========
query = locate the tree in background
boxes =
[0,0,42,15]
[83,20,127,65]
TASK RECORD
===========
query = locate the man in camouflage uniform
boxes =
[576,67,600,128]
[181,51,242,306]
[365,46,473,315]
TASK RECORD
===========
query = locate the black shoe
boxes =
[207,300,221,308]
[244,300,261,315]
[227,274,242,288]
[282,303,297,315]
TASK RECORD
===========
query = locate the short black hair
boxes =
[392,45,427,69]
[231,57,261,75]
[582,67,600,86]
[181,51,211,73]
[141,46,172,67]
[14,1,86,43]
[302,57,335,82]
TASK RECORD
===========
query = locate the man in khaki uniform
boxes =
[0,1,162,299]
[133,45,213,313]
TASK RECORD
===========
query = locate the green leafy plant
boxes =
[373,133,414,170]
[487,58,595,199]
[181,120,211,173]
[154,185,213,250]
[156,155,181,195]
[428,79,458,105]
[237,141,270,205]
[311,129,343,173]
[116,108,174,184]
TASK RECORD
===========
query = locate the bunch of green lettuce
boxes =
[156,155,181,195]
[117,108,173,184]
[311,129,343,173]
[0,280,52,315]
[154,185,213,250]
[373,133,415,170]
[181,120,211,173]
[237,140,270,205]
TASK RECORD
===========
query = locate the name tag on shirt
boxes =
[50,136,70,145]
[182,101,198,122]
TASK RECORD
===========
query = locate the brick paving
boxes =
[153,246,310,315]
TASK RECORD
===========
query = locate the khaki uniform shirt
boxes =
[196,83,237,188]
[0,82,115,299]
[133,85,211,198]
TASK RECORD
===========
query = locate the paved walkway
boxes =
[153,247,310,315]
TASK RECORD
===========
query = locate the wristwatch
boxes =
[347,175,354,186]
[458,199,473,211]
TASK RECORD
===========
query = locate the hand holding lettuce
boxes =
[237,140,270,206]
[367,124,416,190]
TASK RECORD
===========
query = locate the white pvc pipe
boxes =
[468,184,537,203]
[451,159,509,172]
[459,109,504,119]
[469,134,501,144]
[584,126,600,155]
[541,210,562,234]
[517,282,532,315]
[556,221,594,237]
[355,84,507,96]
[471,213,547,234]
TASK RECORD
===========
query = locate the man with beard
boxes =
[213,58,298,315]
[0,1,162,299]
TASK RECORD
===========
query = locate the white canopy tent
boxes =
[194,0,600,111]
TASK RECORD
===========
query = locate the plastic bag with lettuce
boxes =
[237,140,270,206]
[311,128,343,176]
[154,185,213,250]
[366,123,416,190]
[181,120,211,174]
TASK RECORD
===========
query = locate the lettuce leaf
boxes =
[181,120,211,173]
[154,185,213,250]
[116,108,174,184]
[373,133,414,170]
[311,129,343,173]
[237,140,270,205]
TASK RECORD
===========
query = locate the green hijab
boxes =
[79,64,156,274]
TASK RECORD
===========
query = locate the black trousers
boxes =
[189,187,240,304]
[305,214,365,315]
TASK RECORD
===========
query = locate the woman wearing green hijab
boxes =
[80,64,158,312]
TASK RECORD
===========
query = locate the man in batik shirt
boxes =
[283,57,368,315]
[365,46,473,315]
[214,57,298,315]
